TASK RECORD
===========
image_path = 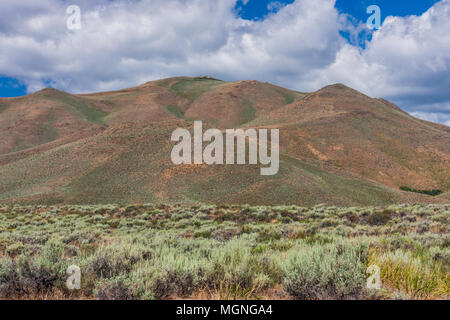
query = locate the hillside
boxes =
[0,77,448,205]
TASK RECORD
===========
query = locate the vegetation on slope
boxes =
[400,186,443,197]
[164,77,225,101]
[0,77,449,205]
[43,91,108,124]
[165,105,185,119]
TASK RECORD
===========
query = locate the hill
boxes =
[0,77,448,205]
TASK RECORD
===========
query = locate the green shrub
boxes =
[21,242,67,294]
[94,276,136,300]
[0,257,21,297]
[85,244,142,279]
[6,243,26,256]
[0,242,67,297]
[368,210,392,226]
[282,241,368,300]
[400,187,443,197]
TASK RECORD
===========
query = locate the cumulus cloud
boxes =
[0,0,346,93]
[267,2,284,13]
[314,0,450,124]
[0,0,448,125]
[410,111,450,126]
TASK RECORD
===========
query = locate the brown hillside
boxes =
[0,88,107,155]
[0,77,448,205]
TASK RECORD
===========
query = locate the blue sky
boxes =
[0,0,448,125]
[234,0,442,46]
[236,0,441,22]
[0,77,27,98]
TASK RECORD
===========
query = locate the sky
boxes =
[0,0,449,125]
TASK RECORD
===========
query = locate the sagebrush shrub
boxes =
[0,204,447,300]
[85,244,142,279]
[0,257,21,297]
[282,241,368,300]
[368,210,392,226]
[0,242,67,297]
[94,275,136,300]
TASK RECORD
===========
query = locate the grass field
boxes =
[0,204,448,300]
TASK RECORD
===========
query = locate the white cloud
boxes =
[267,2,284,12]
[0,0,448,125]
[410,111,450,126]
[0,0,344,93]
[314,0,450,123]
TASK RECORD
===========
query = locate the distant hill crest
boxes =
[0,77,448,205]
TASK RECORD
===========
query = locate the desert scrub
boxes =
[282,240,369,300]
[0,242,68,298]
[0,204,448,300]
[94,275,137,300]
[84,243,147,279]
[368,210,393,226]
[149,252,207,298]
[207,237,274,291]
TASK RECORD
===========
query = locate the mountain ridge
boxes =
[0,77,448,205]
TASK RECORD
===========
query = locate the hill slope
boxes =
[0,77,448,205]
